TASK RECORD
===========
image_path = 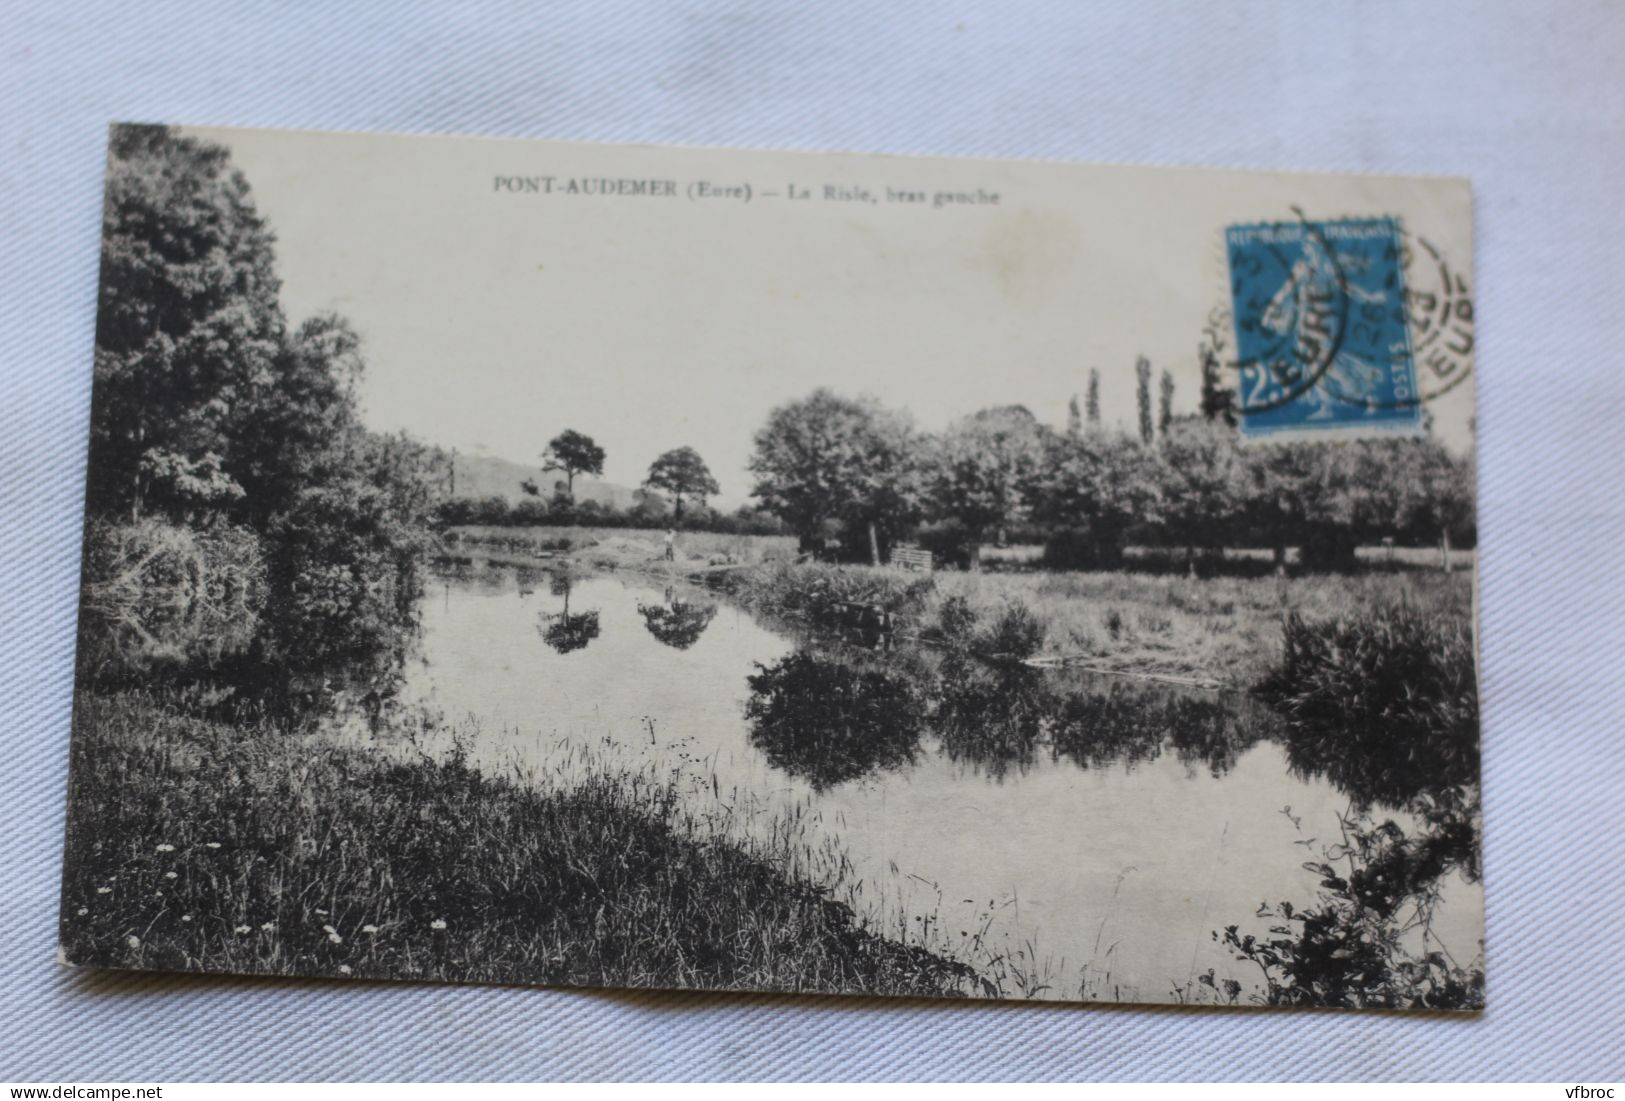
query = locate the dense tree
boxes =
[1029,429,1163,568]
[1199,309,1238,425]
[1159,415,1244,573]
[90,124,285,522]
[1135,357,1154,445]
[1235,440,1390,572]
[929,406,1049,568]
[1159,370,1175,437]
[1392,438,1476,569]
[541,429,605,502]
[81,125,445,684]
[1086,369,1101,426]
[264,430,441,672]
[1066,395,1083,438]
[749,389,924,563]
[230,313,367,528]
[644,446,720,520]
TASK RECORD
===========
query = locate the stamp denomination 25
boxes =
[1225,214,1421,437]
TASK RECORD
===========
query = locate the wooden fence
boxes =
[889,542,934,573]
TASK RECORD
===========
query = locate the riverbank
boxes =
[59,691,982,997]
[715,560,1474,687]
[445,525,1475,685]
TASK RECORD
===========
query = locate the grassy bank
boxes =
[445,526,1474,686]
[448,525,798,571]
[718,560,1474,685]
[59,691,980,997]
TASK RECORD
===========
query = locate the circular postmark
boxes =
[1397,235,1475,405]
[1308,233,1476,413]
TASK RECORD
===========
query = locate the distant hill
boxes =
[451,452,640,509]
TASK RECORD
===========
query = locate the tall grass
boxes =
[60,691,981,997]
[720,561,936,625]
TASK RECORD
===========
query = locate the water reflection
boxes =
[739,645,1268,789]
[744,650,926,791]
[1277,712,1478,812]
[637,588,719,650]
[932,656,1047,780]
[537,575,601,655]
[1052,685,1262,777]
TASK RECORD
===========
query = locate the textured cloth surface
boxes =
[2,0,1622,1082]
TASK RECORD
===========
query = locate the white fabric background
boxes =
[3,0,1622,1082]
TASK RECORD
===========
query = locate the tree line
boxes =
[442,372,1474,574]
[744,381,1475,572]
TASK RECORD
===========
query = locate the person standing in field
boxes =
[664,527,676,562]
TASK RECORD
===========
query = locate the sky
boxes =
[204,126,1477,508]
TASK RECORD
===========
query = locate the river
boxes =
[370,563,1481,1002]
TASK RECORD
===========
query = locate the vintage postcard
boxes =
[60,125,1482,1010]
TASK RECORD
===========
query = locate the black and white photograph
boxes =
[58,122,1484,1011]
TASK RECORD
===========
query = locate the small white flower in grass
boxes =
[164,871,178,880]
[235,925,252,934]
[181,915,192,922]
[338,965,353,975]
[155,844,174,853]
[96,887,111,895]
[75,907,88,916]
[315,908,328,916]
[327,931,343,945]
[205,842,221,850]
[126,935,140,949]
[361,925,379,935]
[429,919,447,931]
[260,922,276,933]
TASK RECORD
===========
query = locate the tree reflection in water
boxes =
[638,587,719,650]
[743,645,1265,789]
[1050,682,1260,777]
[930,655,1048,780]
[537,574,600,655]
[744,651,926,792]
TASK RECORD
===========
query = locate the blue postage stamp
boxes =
[1225,215,1421,437]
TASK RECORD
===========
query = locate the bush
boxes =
[1220,602,1485,1011]
[979,601,1046,660]
[1253,602,1479,810]
[1218,810,1484,1010]
[936,595,978,642]
[724,562,935,626]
